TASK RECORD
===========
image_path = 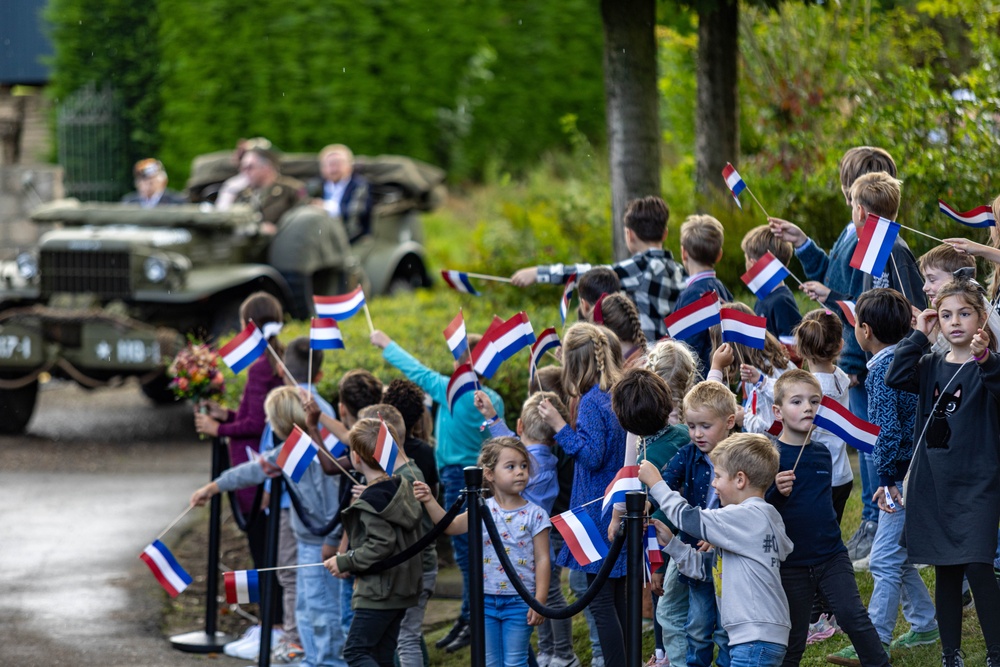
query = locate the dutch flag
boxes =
[314,286,366,321]
[491,312,536,360]
[560,273,578,324]
[646,524,664,568]
[835,300,857,327]
[276,426,319,483]
[938,200,996,228]
[139,539,193,598]
[529,327,561,385]
[811,396,880,454]
[850,213,900,279]
[663,291,722,341]
[441,270,480,296]
[720,308,768,350]
[374,418,399,475]
[447,362,479,413]
[223,569,260,605]
[722,162,746,210]
[320,425,347,458]
[219,323,268,374]
[443,311,469,361]
[310,318,344,350]
[551,508,609,566]
[601,465,642,516]
[741,252,791,299]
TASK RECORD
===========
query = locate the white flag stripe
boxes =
[859,220,893,274]
[222,333,264,368]
[721,318,766,338]
[142,544,188,594]
[746,262,783,293]
[669,308,715,335]
[562,511,604,563]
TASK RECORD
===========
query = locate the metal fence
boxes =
[56,83,127,202]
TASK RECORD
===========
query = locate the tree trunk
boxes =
[601,0,661,261]
[695,0,740,198]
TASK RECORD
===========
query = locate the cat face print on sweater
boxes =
[926,384,962,449]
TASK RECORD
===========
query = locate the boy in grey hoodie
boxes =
[639,433,793,667]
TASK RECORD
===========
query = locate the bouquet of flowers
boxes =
[167,338,225,403]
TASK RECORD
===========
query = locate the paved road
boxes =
[0,381,221,667]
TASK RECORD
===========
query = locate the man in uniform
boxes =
[235,147,306,233]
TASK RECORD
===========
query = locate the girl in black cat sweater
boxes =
[886,277,1000,667]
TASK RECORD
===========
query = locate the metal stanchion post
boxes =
[171,437,235,652]
[464,466,485,667]
[625,490,647,667]
[257,473,284,667]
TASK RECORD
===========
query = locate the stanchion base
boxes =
[169,629,235,653]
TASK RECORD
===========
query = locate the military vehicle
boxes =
[0,153,443,434]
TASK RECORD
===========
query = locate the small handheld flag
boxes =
[850,213,900,279]
[938,200,996,228]
[310,318,344,350]
[663,291,722,341]
[219,323,268,374]
[551,508,608,566]
[374,417,399,475]
[314,286,366,321]
[443,311,469,361]
[811,396,880,453]
[722,163,746,210]
[224,569,260,604]
[560,274,578,324]
[447,363,479,413]
[741,252,791,298]
[834,300,857,327]
[140,539,193,598]
[320,425,347,458]
[720,308,767,350]
[646,524,664,568]
[471,312,536,379]
[602,466,641,516]
[276,426,319,483]
[529,328,561,385]
[441,270,480,296]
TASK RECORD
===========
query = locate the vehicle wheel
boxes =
[140,372,179,405]
[388,254,428,294]
[0,380,39,434]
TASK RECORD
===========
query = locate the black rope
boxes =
[226,485,265,532]
[361,494,467,574]
[480,498,626,619]
[285,481,344,537]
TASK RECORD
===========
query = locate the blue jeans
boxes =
[296,541,346,667]
[569,568,603,663]
[440,464,470,622]
[849,384,879,523]
[868,506,938,644]
[340,573,355,638]
[484,594,533,667]
[686,580,730,667]
[656,560,689,667]
[728,642,786,667]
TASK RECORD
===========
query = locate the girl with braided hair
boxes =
[596,292,648,369]
[537,322,630,667]
[646,339,700,425]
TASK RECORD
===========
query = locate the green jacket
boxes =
[336,476,423,610]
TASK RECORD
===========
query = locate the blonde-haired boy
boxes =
[741,225,802,339]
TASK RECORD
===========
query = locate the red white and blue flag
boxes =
[663,291,722,341]
[529,327,561,385]
[220,323,268,374]
[320,425,346,458]
[310,318,344,350]
[443,311,469,361]
[276,426,319,483]
[441,270,480,296]
[471,312,535,378]
[811,396,880,454]
[602,465,642,516]
[646,524,665,568]
[720,308,767,350]
[223,569,260,604]
[938,200,996,228]
[741,252,790,298]
[140,539,192,598]
[722,163,746,210]
[447,362,479,412]
[835,300,857,327]
[314,286,366,321]
[560,273,578,324]
[551,507,608,566]
[850,213,900,279]
[374,417,399,475]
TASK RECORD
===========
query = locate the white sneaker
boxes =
[223,625,261,657]
[225,626,285,660]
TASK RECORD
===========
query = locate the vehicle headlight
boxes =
[15,252,38,280]
[144,257,168,283]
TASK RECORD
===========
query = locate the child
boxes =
[741,225,802,340]
[885,276,1000,667]
[191,386,346,667]
[764,370,889,667]
[382,379,440,497]
[578,267,623,322]
[536,322,628,667]
[512,196,686,342]
[646,338,700,425]
[414,438,551,667]
[595,291,648,368]
[918,244,978,352]
[639,433,792,667]
[370,328,504,652]
[324,418,423,667]
[675,214,734,372]
[827,288,938,665]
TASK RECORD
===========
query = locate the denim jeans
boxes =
[484,594,534,667]
[296,541,346,667]
[536,532,576,661]
[848,384,879,523]
[656,560,689,667]
[868,506,938,644]
[397,569,437,667]
[342,607,406,667]
[779,551,889,667]
[340,573,355,638]
[569,568,603,663]
[686,579,730,667]
[440,464,471,622]
[728,641,785,667]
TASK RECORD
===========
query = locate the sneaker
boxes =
[551,657,583,667]
[644,654,670,667]
[942,648,965,667]
[826,642,889,667]
[848,520,878,564]
[223,625,261,658]
[272,636,305,664]
[807,615,838,645]
[225,627,284,660]
[445,623,472,653]
[987,644,1000,667]
[537,652,553,667]
[890,628,940,650]
[435,618,468,650]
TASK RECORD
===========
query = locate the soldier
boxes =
[122,158,186,208]
[235,147,306,234]
[308,144,372,243]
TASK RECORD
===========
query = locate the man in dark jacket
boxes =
[309,144,372,243]
[122,158,186,207]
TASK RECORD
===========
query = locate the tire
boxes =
[0,380,39,434]
[388,254,428,294]
[140,372,179,405]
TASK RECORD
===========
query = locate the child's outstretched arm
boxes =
[191,481,220,507]
[413,480,468,534]
[650,518,708,581]
[527,528,550,626]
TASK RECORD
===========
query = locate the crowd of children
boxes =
[184,143,1000,667]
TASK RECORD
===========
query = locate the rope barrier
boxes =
[362,494,467,574]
